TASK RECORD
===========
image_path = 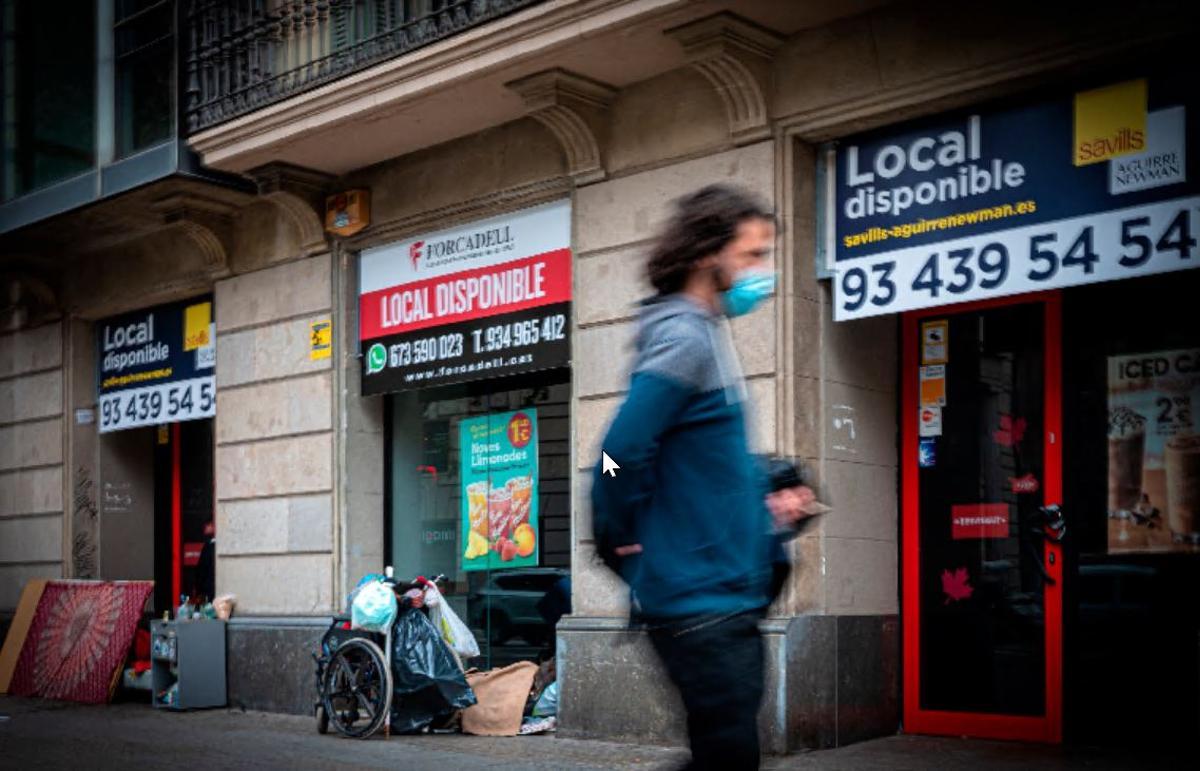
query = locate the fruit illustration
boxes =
[499,538,518,562]
[513,523,536,558]
[463,530,488,560]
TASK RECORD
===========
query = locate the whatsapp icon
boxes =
[366,343,387,375]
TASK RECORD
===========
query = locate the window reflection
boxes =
[0,0,96,200]
[387,375,571,669]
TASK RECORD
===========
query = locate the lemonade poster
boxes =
[460,409,539,571]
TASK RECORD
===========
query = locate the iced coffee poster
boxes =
[460,409,539,571]
[1107,349,1200,553]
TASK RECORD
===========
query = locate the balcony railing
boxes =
[185,0,543,133]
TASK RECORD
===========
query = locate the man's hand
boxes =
[614,544,643,557]
[766,485,817,530]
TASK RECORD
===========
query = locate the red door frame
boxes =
[172,422,182,605]
[901,291,1063,743]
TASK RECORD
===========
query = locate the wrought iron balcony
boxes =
[185,0,544,133]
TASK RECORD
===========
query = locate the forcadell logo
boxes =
[409,241,424,270]
[366,343,387,374]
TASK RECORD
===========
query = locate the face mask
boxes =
[721,270,776,317]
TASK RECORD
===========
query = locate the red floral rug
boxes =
[9,580,153,703]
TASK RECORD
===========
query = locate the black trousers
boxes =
[646,609,765,771]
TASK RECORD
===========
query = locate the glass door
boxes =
[902,294,1063,742]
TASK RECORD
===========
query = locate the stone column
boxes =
[213,252,337,713]
[334,241,385,601]
[0,322,66,614]
[774,139,900,748]
[560,141,780,747]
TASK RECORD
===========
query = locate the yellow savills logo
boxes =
[1074,79,1147,166]
[183,302,212,351]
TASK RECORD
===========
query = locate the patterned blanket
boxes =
[9,580,153,703]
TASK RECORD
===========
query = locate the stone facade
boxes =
[2,0,1193,751]
[0,323,64,608]
[214,254,337,616]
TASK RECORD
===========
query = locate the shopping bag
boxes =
[424,584,480,659]
[461,661,539,736]
[350,580,397,633]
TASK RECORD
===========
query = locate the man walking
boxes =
[591,184,816,770]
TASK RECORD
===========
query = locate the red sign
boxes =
[508,412,533,449]
[1009,473,1040,494]
[358,249,571,340]
[183,542,204,567]
[951,503,1010,539]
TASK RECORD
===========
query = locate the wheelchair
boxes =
[313,573,449,738]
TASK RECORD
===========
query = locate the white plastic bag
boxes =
[425,583,480,658]
[351,580,397,632]
[532,681,558,717]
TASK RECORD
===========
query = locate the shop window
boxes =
[387,371,571,669]
[1062,271,1200,743]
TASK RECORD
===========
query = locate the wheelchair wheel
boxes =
[321,637,392,738]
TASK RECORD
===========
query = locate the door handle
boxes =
[1022,505,1065,586]
[1037,504,1067,543]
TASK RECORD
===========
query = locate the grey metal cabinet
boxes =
[150,619,226,709]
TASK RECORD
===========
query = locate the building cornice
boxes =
[776,26,1187,142]
[188,0,688,172]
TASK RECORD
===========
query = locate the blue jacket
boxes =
[591,293,784,618]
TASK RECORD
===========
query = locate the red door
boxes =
[902,293,1063,742]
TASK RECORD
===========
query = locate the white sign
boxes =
[834,196,1199,320]
[1109,107,1186,195]
[98,376,215,433]
[195,323,216,369]
[919,406,943,437]
[359,200,572,294]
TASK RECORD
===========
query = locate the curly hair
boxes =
[645,184,773,295]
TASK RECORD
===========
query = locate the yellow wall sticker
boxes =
[183,302,212,351]
[1074,79,1146,166]
[310,319,332,360]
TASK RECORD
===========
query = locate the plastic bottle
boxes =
[176,594,190,621]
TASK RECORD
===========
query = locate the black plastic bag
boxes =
[389,606,476,733]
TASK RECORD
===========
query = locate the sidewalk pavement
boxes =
[0,696,1177,770]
